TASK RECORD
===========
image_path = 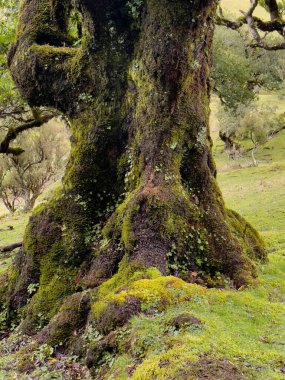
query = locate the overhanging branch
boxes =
[217,0,285,50]
[0,112,54,156]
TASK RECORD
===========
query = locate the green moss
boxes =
[227,209,267,262]
[94,243,285,380]
[42,292,90,347]
[121,206,138,250]
[30,44,76,57]
[90,263,206,328]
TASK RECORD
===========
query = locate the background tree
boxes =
[0,1,70,213]
[2,0,284,363]
[238,105,283,166]
[0,0,18,106]
[0,120,70,212]
[212,25,285,155]
[0,162,22,213]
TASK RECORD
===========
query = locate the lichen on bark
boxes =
[3,0,266,348]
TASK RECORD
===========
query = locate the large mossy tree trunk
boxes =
[4,0,265,335]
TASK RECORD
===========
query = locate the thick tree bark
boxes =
[4,0,266,336]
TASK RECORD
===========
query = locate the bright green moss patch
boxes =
[91,265,206,321]
[99,245,285,379]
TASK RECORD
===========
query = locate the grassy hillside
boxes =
[0,214,29,275]
[0,180,61,275]
[221,0,268,18]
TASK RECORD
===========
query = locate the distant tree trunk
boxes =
[219,130,240,160]
[5,0,265,335]
[1,198,15,214]
[0,191,17,214]
[251,146,258,167]
[22,192,38,212]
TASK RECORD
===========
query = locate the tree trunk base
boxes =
[0,173,266,339]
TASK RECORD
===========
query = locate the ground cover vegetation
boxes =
[0,0,284,378]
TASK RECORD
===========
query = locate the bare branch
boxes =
[248,41,285,50]
[217,0,285,50]
[241,1,267,48]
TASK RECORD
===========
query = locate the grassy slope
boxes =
[0,214,29,275]
[0,180,61,275]
[221,0,268,18]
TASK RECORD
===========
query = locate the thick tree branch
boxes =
[249,41,285,50]
[217,15,284,34]
[7,0,89,111]
[265,0,281,21]
[0,113,54,155]
[268,124,285,138]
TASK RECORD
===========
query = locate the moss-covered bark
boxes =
[5,0,266,341]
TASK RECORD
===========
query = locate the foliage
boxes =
[0,0,19,106]
[213,26,285,112]
[238,107,278,144]
[217,100,284,164]
[213,25,285,159]
[212,27,256,111]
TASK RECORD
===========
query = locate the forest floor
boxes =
[0,98,285,378]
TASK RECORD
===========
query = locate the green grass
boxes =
[212,93,285,248]
[0,204,8,219]
[258,93,285,113]
[0,180,60,277]
[0,213,29,275]
[0,214,29,247]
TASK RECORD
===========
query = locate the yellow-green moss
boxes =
[91,264,206,323]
